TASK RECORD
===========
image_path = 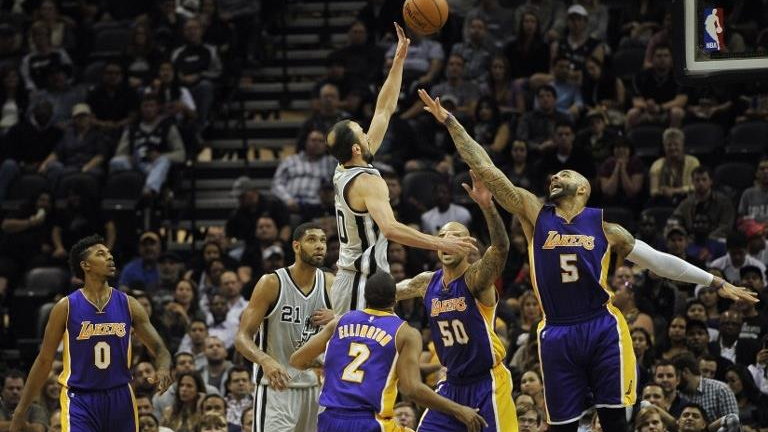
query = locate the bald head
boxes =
[549,170,591,202]
[439,222,470,237]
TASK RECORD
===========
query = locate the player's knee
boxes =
[596,407,628,432]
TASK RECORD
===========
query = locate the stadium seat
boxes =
[102,170,145,211]
[682,123,724,156]
[12,267,69,339]
[641,207,675,230]
[451,170,472,205]
[55,171,101,199]
[628,125,664,159]
[726,121,768,156]
[89,25,132,60]
[401,170,446,211]
[2,174,49,211]
[603,206,636,232]
[715,162,755,202]
[612,48,646,81]
[82,61,105,85]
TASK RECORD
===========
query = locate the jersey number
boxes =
[560,254,579,283]
[94,341,111,369]
[280,306,302,324]
[341,343,370,383]
[336,210,349,244]
[438,320,469,347]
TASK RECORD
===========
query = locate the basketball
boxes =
[403,0,449,36]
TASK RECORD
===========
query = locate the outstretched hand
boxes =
[715,277,759,304]
[418,89,451,123]
[392,22,410,62]
[150,368,173,395]
[462,170,493,209]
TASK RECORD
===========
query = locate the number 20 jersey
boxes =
[319,309,404,418]
[424,270,506,381]
[59,288,132,390]
[530,205,611,324]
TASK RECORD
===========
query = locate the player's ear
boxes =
[80,260,89,273]
[292,240,301,254]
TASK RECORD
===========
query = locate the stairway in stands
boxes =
[169,1,363,252]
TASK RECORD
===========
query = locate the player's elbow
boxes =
[398,379,419,399]
[379,221,399,239]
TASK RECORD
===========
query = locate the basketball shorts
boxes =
[319,408,414,432]
[60,383,138,432]
[252,384,319,432]
[537,306,637,424]
[330,269,368,315]
[418,363,517,432]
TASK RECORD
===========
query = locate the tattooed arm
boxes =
[418,89,542,228]
[396,271,435,300]
[462,171,509,305]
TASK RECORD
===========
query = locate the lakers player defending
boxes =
[10,235,172,432]
[396,171,517,432]
[326,22,476,315]
[290,271,487,432]
[235,223,335,432]
[417,89,758,432]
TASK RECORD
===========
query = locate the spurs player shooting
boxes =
[326,23,476,315]
[234,223,335,432]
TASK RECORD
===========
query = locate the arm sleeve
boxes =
[626,239,715,286]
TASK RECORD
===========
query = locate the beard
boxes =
[299,248,325,268]
[362,148,374,164]
[549,182,578,201]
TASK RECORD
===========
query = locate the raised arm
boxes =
[396,325,488,432]
[395,271,435,301]
[289,317,338,370]
[10,300,67,432]
[358,174,477,255]
[234,273,291,390]
[128,296,172,394]
[367,23,409,154]
[462,171,509,303]
[604,222,758,304]
[418,89,542,226]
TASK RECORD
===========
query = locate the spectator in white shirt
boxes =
[421,181,472,235]
[709,232,766,283]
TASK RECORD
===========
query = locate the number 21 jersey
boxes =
[59,288,132,390]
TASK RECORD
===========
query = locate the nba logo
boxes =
[702,8,725,52]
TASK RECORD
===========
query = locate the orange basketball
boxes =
[403,0,449,36]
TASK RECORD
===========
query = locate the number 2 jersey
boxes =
[530,205,611,324]
[319,309,405,418]
[59,288,133,390]
[424,270,506,381]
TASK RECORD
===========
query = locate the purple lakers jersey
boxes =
[424,270,506,381]
[319,309,404,417]
[59,288,133,390]
[530,205,611,324]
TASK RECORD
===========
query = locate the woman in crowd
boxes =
[581,56,625,124]
[598,138,645,209]
[162,279,206,352]
[481,55,515,113]
[725,365,766,430]
[162,372,206,432]
[520,369,546,411]
[658,315,689,360]
[632,327,654,389]
[123,23,164,88]
[0,66,28,132]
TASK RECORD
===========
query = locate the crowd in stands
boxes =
[2,0,768,431]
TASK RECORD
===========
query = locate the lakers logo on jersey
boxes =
[541,230,595,250]
[430,297,468,317]
[76,321,127,340]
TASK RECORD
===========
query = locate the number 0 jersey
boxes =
[333,165,389,275]
[530,205,612,324]
[319,309,405,418]
[59,288,133,390]
[424,270,506,381]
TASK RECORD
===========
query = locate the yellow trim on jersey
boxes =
[363,308,396,317]
[527,242,546,320]
[60,388,70,432]
[378,323,403,418]
[375,416,413,432]
[475,299,507,366]
[58,329,71,388]
[491,363,518,432]
[128,384,139,432]
[606,304,637,406]
[598,245,613,301]
[535,320,554,424]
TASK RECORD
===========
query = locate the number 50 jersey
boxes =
[319,309,405,418]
